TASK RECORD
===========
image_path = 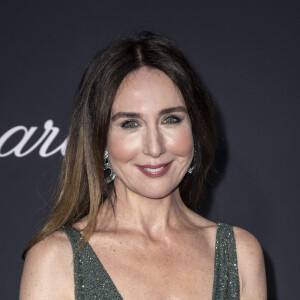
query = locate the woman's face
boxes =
[107,67,194,199]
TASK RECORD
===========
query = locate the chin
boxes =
[133,185,177,200]
[114,177,179,200]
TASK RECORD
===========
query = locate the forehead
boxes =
[112,67,186,113]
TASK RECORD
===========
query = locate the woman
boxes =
[20,32,267,299]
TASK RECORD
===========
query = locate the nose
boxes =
[143,125,166,158]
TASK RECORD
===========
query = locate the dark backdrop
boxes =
[0,1,299,299]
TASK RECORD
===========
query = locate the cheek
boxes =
[106,124,194,163]
[166,127,194,157]
[106,129,140,163]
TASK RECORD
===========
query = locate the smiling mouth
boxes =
[137,161,173,178]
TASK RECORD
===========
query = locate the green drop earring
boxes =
[104,150,116,183]
[188,166,194,174]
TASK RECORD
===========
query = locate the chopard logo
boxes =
[0,120,67,157]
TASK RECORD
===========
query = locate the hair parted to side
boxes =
[22,31,216,259]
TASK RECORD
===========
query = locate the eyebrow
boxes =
[111,106,187,121]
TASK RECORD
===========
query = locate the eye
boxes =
[121,119,139,129]
[163,115,183,124]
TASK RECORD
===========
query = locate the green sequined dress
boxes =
[59,223,240,299]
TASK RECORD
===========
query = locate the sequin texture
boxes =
[59,226,122,299]
[212,223,240,299]
[59,222,240,299]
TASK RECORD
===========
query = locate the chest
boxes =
[61,224,240,300]
[85,237,215,300]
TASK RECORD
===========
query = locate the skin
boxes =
[20,67,267,299]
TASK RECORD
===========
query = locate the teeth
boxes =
[144,167,164,173]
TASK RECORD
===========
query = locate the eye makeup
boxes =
[163,114,183,124]
[119,113,185,130]
[120,119,139,129]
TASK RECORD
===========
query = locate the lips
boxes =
[137,161,173,178]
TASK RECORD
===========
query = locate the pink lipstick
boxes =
[137,161,173,178]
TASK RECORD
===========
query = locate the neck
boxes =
[101,179,190,238]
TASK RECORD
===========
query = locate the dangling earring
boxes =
[104,150,116,183]
[188,148,197,174]
[188,166,194,174]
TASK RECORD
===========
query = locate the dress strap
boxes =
[58,226,123,300]
[212,223,240,300]
[58,226,83,254]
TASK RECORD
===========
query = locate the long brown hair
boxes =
[23,31,216,258]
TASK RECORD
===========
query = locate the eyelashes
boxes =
[120,115,183,129]
[163,115,183,124]
[121,120,139,129]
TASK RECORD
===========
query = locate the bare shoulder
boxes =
[232,226,264,262]
[232,226,267,300]
[232,226,265,270]
[20,231,74,300]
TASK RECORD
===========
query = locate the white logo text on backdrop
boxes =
[0,120,67,157]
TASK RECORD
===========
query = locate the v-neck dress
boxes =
[58,223,240,299]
